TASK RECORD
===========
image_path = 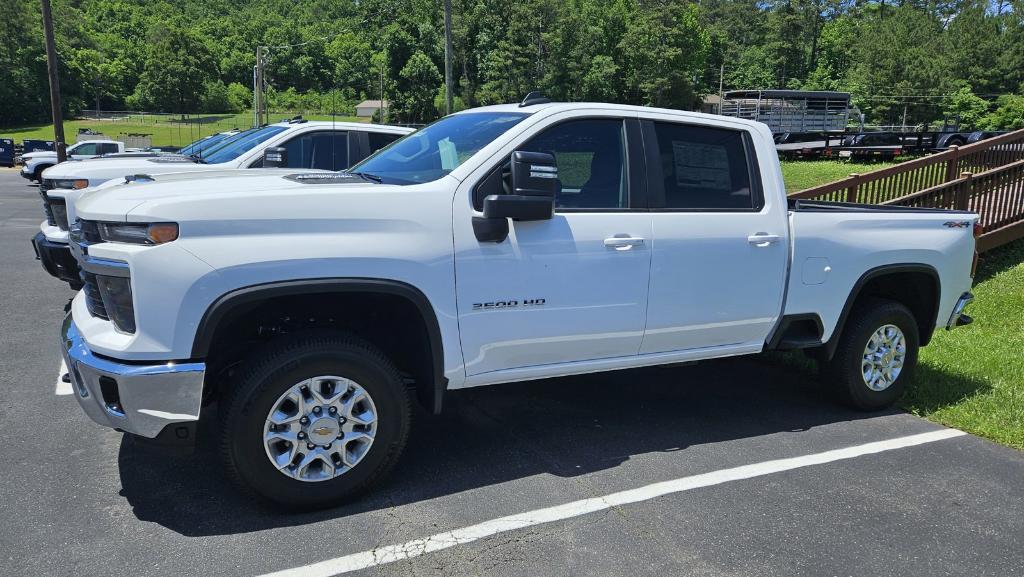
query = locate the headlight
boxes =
[50,179,89,189]
[95,275,136,333]
[98,222,178,245]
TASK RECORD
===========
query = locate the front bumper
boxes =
[61,314,206,440]
[32,232,81,287]
[20,166,34,180]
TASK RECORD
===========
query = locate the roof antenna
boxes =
[519,91,550,107]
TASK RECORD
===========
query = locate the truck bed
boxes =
[788,198,975,214]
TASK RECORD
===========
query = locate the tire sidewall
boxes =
[835,301,919,410]
[225,345,408,508]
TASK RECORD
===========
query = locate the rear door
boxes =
[638,115,788,354]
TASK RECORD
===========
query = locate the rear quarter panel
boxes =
[787,210,977,341]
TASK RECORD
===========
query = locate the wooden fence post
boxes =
[847,173,860,203]
[956,172,972,212]
[945,145,961,184]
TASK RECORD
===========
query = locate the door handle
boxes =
[747,233,781,247]
[604,236,645,250]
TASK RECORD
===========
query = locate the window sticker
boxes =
[438,137,459,170]
[672,142,731,191]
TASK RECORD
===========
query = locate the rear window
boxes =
[651,122,760,211]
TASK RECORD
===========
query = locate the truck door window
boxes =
[651,122,758,210]
[72,143,97,156]
[520,119,627,210]
[265,132,349,170]
[98,143,119,155]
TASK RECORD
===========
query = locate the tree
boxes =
[227,82,252,113]
[982,94,1024,130]
[943,86,991,129]
[128,24,217,113]
[397,51,441,122]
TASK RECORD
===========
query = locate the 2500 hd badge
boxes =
[472,298,546,310]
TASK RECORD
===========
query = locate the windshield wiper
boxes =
[188,153,207,164]
[349,171,382,183]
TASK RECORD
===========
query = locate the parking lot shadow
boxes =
[117,356,897,536]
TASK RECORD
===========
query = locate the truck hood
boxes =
[22,151,56,161]
[75,172,395,222]
[42,155,217,182]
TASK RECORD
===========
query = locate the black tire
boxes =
[823,299,919,411]
[33,165,50,182]
[219,331,411,510]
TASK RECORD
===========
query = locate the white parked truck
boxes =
[33,120,411,288]
[19,139,132,182]
[63,99,978,509]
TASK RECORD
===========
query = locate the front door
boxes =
[453,116,652,378]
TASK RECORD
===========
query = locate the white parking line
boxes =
[55,359,72,396]
[258,428,967,577]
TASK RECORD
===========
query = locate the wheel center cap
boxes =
[307,417,339,445]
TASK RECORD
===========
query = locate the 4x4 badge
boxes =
[943,221,971,228]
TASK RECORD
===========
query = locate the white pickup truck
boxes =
[20,139,133,182]
[33,120,411,288]
[63,99,978,509]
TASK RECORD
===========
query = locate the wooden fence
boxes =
[789,127,1024,252]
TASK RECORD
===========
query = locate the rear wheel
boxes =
[824,299,919,410]
[219,331,411,509]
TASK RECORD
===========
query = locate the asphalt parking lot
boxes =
[1,168,1023,577]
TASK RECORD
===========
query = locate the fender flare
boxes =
[192,278,447,413]
[825,263,940,359]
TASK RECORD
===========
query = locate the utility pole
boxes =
[254,45,266,127]
[40,0,66,162]
[443,0,454,115]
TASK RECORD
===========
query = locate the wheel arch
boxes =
[824,264,940,359]
[192,278,447,413]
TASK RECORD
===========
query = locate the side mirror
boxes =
[263,146,287,168]
[472,151,557,243]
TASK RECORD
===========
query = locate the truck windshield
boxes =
[179,132,235,157]
[201,125,288,165]
[349,112,529,184]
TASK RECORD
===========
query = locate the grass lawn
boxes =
[1,112,368,148]
[780,159,899,193]
[771,239,1024,450]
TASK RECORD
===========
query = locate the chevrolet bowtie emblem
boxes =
[312,426,332,436]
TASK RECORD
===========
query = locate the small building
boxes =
[355,100,389,118]
[719,90,851,134]
[701,94,721,115]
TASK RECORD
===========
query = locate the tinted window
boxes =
[72,143,97,155]
[519,119,626,209]
[278,132,349,170]
[368,132,401,153]
[203,125,288,164]
[98,143,119,155]
[350,112,528,185]
[652,122,756,210]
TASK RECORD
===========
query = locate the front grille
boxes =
[38,188,55,226]
[80,270,109,320]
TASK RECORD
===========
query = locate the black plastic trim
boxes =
[192,278,447,413]
[766,313,824,350]
[129,421,197,455]
[825,264,941,359]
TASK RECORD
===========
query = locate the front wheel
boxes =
[219,331,411,509]
[823,299,919,411]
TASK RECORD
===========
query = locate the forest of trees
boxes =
[2,0,1023,129]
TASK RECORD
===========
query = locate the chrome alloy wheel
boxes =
[861,324,906,391]
[263,376,378,482]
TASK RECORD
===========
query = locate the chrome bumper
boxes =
[946,292,974,330]
[61,314,206,439]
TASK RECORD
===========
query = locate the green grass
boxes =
[770,239,1024,450]
[0,112,368,148]
[780,159,899,193]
